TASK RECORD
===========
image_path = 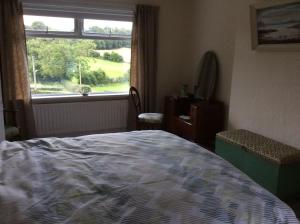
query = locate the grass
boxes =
[83,57,130,79]
[96,48,131,63]
[31,82,129,95]
[91,83,129,93]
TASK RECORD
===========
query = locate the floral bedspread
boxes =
[0,130,298,224]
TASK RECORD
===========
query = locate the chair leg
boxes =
[136,119,141,130]
[138,122,162,130]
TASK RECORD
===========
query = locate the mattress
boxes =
[0,130,298,224]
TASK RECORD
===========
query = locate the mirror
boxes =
[194,51,218,101]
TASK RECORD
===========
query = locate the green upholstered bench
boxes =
[215,129,300,199]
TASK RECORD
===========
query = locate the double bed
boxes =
[0,130,298,223]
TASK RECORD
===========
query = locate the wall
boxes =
[156,0,194,111]
[22,0,194,136]
[187,0,238,125]
[23,0,194,112]
[229,0,300,149]
[190,0,300,149]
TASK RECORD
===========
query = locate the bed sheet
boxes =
[0,130,298,224]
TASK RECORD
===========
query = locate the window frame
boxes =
[25,15,132,40]
[24,13,133,99]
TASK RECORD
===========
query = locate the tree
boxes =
[87,26,105,34]
[31,21,47,31]
[103,52,111,60]
[27,38,96,82]
[73,40,96,57]
[90,26,132,50]
[102,52,123,63]
[81,69,111,86]
[27,38,47,82]
[94,40,106,50]
[38,39,75,81]
[110,52,124,62]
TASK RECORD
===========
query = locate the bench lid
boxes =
[216,129,300,165]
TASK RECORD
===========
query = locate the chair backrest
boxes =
[129,86,142,115]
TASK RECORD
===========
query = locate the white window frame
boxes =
[23,4,134,99]
[23,2,134,40]
[25,16,132,40]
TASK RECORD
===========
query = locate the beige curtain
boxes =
[130,5,159,113]
[0,0,36,139]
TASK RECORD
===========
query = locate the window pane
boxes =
[24,15,74,32]
[84,19,132,36]
[27,37,130,96]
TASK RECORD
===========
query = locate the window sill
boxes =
[32,93,129,104]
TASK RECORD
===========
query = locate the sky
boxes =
[258,3,300,26]
[24,15,133,31]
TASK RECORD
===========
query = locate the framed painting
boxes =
[250,0,300,50]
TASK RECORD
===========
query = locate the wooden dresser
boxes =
[164,96,224,149]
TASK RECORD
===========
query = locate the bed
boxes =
[0,130,298,224]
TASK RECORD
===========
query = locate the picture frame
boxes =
[250,0,300,50]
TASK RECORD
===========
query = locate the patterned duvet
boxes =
[0,130,298,224]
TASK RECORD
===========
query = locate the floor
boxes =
[285,198,300,220]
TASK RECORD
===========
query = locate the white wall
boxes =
[187,0,238,125]
[156,0,194,111]
[229,0,300,149]
[189,0,300,149]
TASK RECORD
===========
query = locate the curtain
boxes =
[0,0,36,139]
[130,5,159,113]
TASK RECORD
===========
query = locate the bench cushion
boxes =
[217,129,300,165]
[138,113,163,124]
[5,125,20,141]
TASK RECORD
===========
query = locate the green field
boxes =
[31,82,129,95]
[91,83,129,93]
[84,57,130,78]
[96,48,131,63]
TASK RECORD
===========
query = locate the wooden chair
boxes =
[129,86,163,130]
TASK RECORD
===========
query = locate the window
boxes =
[24,15,132,97]
[24,15,75,32]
